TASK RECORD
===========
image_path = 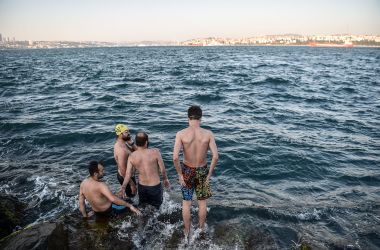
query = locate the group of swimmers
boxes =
[79,105,219,237]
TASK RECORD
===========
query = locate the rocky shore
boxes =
[0,194,318,250]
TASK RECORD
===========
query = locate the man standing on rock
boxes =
[119,131,170,209]
[173,105,218,238]
[79,161,141,217]
[114,124,137,200]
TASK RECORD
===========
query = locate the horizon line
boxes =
[1,33,380,43]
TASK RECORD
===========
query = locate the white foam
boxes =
[159,191,181,214]
[297,208,323,221]
[22,175,80,223]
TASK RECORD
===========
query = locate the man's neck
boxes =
[117,138,125,144]
[189,120,201,128]
[90,176,99,182]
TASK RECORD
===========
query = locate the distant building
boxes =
[0,33,2,42]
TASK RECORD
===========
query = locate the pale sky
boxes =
[0,0,379,41]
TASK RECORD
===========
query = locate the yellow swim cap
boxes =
[115,124,128,135]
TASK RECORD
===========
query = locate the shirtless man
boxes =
[119,131,170,208]
[114,124,137,199]
[79,161,141,218]
[173,105,218,238]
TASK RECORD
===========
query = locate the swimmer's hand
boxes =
[205,175,211,185]
[163,178,170,189]
[130,183,137,195]
[118,186,126,199]
[130,206,142,216]
[83,211,94,219]
[178,175,186,187]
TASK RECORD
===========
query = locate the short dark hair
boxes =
[188,105,202,120]
[88,161,99,176]
[135,131,148,147]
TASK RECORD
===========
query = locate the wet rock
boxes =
[268,226,299,249]
[213,220,277,249]
[245,229,278,250]
[327,241,361,250]
[63,213,135,250]
[0,194,26,239]
[0,212,138,250]
[0,222,68,250]
[164,228,183,249]
[299,241,312,250]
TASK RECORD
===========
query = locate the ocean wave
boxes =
[252,77,291,85]
[183,79,220,86]
[123,77,145,82]
[193,93,224,102]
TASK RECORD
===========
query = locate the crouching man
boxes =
[79,161,141,218]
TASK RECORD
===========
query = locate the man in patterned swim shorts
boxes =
[173,105,219,239]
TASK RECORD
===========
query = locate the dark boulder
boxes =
[0,195,26,239]
[0,222,68,250]
[213,220,278,249]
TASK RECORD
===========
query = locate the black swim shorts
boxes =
[138,182,163,209]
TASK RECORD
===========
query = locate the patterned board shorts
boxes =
[181,163,212,201]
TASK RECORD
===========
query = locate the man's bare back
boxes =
[120,131,170,208]
[78,161,141,217]
[177,126,213,168]
[80,178,111,212]
[129,148,163,186]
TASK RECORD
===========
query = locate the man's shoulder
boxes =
[179,127,197,136]
[92,180,107,190]
[200,127,214,136]
[150,148,161,155]
[80,178,93,190]
[114,140,122,148]
[129,150,144,161]
[81,177,90,184]
[176,128,187,136]
[80,179,86,188]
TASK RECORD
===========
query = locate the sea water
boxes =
[0,46,379,249]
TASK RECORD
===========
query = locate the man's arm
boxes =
[100,183,141,216]
[173,132,185,186]
[206,131,219,184]
[79,183,88,218]
[117,150,136,194]
[156,149,170,188]
[126,137,137,151]
[119,157,134,198]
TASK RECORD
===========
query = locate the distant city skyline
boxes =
[0,0,379,42]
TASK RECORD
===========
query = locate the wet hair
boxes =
[135,131,148,147]
[88,160,100,176]
[188,105,202,120]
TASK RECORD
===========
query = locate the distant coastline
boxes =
[1,34,379,49]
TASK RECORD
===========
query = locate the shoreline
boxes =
[1,44,380,50]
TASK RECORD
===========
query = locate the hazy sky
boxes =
[0,0,379,41]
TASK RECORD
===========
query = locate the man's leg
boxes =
[182,200,192,236]
[198,199,207,231]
